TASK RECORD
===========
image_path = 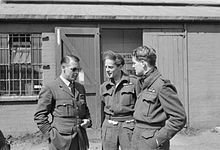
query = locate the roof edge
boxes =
[1,14,220,22]
[2,0,220,7]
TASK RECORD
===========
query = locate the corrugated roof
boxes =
[0,4,220,21]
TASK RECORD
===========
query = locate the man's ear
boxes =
[140,60,146,66]
[141,60,148,69]
[118,64,123,69]
[61,65,66,73]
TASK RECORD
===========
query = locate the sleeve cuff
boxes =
[39,124,52,134]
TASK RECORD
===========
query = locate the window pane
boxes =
[0,81,8,96]
[10,34,31,64]
[21,64,27,79]
[27,65,32,79]
[10,65,19,79]
[0,34,8,48]
[10,80,20,96]
[0,34,9,64]
[21,80,33,96]
[32,35,41,49]
[0,65,8,79]
[33,80,42,95]
[33,65,40,79]
[0,49,9,64]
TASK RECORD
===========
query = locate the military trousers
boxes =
[131,126,169,150]
[48,127,88,150]
[102,119,135,150]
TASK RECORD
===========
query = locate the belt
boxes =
[105,114,133,122]
[107,119,134,126]
[135,120,164,129]
[53,116,82,125]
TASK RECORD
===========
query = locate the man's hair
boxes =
[103,50,125,67]
[61,55,80,65]
[132,46,157,66]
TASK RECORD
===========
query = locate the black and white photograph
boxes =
[0,0,220,150]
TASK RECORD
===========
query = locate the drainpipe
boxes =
[184,23,190,128]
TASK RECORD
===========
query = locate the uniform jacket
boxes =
[100,71,138,122]
[0,130,10,150]
[34,77,91,150]
[134,67,186,146]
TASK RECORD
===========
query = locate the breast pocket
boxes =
[56,99,76,117]
[140,91,157,117]
[102,90,113,106]
[120,85,135,106]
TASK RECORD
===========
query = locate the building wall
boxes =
[188,24,220,128]
[1,22,220,136]
[0,103,39,136]
[42,32,57,85]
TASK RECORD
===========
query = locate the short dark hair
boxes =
[103,50,125,67]
[61,55,80,65]
[132,46,156,66]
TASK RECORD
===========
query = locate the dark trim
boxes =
[0,17,220,23]
[86,93,96,96]
[2,0,220,7]
[0,100,37,105]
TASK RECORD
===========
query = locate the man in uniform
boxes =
[131,46,186,150]
[34,55,91,150]
[100,50,138,150]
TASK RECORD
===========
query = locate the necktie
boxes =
[69,82,75,97]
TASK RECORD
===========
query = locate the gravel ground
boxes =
[9,128,101,150]
[7,128,220,150]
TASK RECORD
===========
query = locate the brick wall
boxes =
[188,24,220,128]
[0,103,39,136]
[42,33,57,85]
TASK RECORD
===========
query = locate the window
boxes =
[0,34,42,96]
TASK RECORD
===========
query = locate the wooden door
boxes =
[55,27,101,128]
[143,30,188,109]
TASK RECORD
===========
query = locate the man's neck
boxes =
[60,75,71,86]
[144,67,153,75]
[112,71,122,85]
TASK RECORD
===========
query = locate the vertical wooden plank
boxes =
[67,35,98,127]
[143,30,187,108]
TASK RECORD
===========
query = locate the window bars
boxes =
[0,34,42,96]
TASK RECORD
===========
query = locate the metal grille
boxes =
[0,34,42,96]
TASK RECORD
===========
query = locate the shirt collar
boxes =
[139,67,161,90]
[106,71,130,86]
[60,75,71,87]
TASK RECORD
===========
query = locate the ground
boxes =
[5,127,220,150]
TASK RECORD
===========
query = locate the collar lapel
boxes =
[57,77,74,97]
[74,88,80,99]
[141,68,161,90]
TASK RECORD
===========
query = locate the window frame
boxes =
[0,33,42,101]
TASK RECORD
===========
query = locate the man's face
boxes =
[104,59,121,79]
[132,56,145,76]
[63,59,81,82]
